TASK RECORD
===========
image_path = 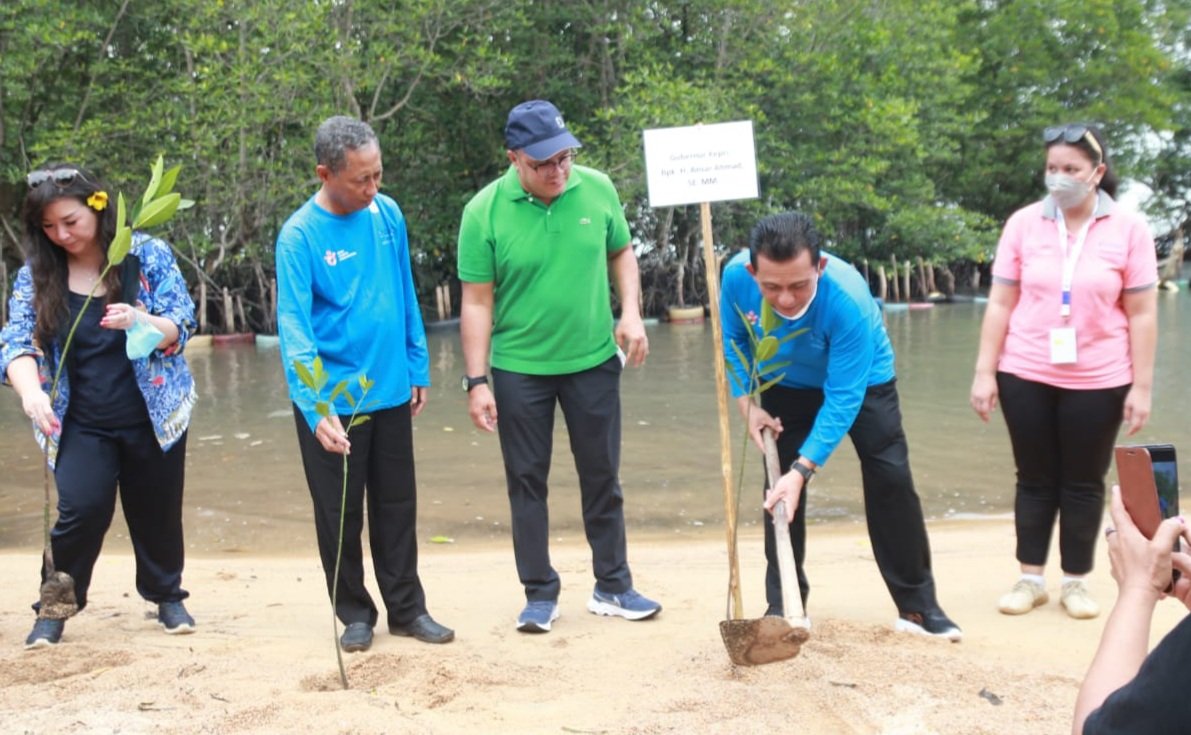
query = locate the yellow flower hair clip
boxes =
[87,191,109,212]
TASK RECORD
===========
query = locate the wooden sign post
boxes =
[643,121,759,620]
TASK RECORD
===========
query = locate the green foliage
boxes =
[3,0,1189,321]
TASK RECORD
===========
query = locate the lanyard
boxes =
[1055,209,1092,318]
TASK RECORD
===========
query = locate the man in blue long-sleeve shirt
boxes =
[722,211,961,640]
[276,116,453,652]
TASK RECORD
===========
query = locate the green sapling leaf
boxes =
[315,400,330,417]
[294,360,316,390]
[133,193,181,229]
[142,154,165,207]
[760,300,780,333]
[755,374,787,395]
[109,226,131,266]
[312,357,328,391]
[157,164,182,198]
[329,380,349,403]
[756,335,779,362]
[730,340,751,374]
[349,415,371,428]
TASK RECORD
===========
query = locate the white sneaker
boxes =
[1060,580,1100,620]
[997,579,1048,615]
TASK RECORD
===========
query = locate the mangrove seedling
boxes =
[292,355,374,690]
[725,299,807,616]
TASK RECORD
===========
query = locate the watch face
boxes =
[461,375,470,392]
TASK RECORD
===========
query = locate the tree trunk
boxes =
[198,280,208,334]
[222,287,236,333]
[901,262,912,302]
[235,293,248,334]
[939,266,956,297]
[890,256,900,302]
[876,263,887,302]
[269,278,277,333]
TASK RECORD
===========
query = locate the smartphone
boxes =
[1115,444,1181,585]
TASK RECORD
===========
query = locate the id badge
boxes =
[1049,327,1077,364]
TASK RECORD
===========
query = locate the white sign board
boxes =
[642,120,758,208]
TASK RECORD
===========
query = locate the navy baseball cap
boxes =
[504,100,582,160]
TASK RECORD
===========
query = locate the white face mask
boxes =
[1045,171,1096,209]
[774,281,818,321]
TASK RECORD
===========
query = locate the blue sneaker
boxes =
[158,601,196,635]
[587,587,661,621]
[516,600,560,633]
[25,618,64,649]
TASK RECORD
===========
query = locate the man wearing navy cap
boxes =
[457,100,660,633]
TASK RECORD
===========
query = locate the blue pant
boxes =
[45,420,188,611]
[492,356,632,602]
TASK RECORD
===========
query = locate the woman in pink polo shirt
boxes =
[971,123,1157,620]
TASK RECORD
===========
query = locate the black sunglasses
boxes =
[1043,124,1103,162]
[26,168,86,188]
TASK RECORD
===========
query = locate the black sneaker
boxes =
[895,609,962,642]
[158,601,196,635]
[25,618,65,649]
[340,622,373,652]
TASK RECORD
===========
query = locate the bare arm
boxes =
[969,282,1019,422]
[1072,488,1191,734]
[608,245,648,367]
[1121,287,1157,435]
[460,281,497,431]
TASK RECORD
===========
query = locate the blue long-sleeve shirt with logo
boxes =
[720,250,895,467]
[276,193,429,431]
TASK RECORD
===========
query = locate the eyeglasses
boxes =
[26,168,86,188]
[1043,124,1103,163]
[525,151,576,174]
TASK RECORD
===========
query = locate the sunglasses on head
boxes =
[1043,124,1103,162]
[26,168,86,188]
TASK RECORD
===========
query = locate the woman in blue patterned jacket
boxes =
[0,164,198,649]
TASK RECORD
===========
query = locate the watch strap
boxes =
[463,374,489,392]
[790,459,815,484]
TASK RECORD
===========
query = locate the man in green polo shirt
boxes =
[457,99,660,633]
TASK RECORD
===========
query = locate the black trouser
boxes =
[293,403,427,628]
[997,372,1129,575]
[43,420,188,611]
[761,380,939,615]
[492,356,632,602]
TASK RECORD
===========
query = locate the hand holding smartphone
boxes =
[1114,444,1181,586]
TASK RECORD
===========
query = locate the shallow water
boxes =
[2,296,1189,554]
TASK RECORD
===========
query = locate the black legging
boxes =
[996,372,1129,575]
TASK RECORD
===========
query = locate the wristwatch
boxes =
[789,459,815,484]
[461,375,489,392]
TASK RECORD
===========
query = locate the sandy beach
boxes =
[0,519,1185,735]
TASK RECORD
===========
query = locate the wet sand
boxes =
[1,519,1184,734]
